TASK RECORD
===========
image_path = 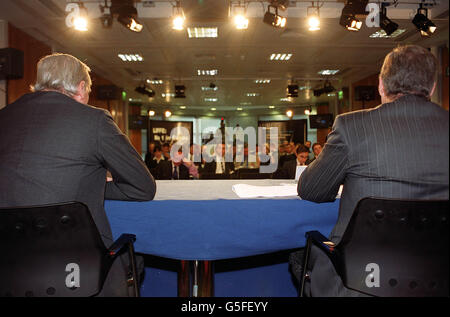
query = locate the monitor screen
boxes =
[309,114,334,129]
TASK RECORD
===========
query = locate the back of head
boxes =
[31,53,92,97]
[380,45,437,99]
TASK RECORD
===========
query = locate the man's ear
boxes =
[73,81,88,104]
[429,81,437,98]
[378,77,386,98]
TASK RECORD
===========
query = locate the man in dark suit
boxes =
[154,151,190,180]
[202,143,235,179]
[274,144,309,179]
[292,45,449,296]
[0,53,156,296]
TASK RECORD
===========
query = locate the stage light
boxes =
[340,14,363,31]
[73,3,88,31]
[339,0,368,32]
[172,1,185,30]
[263,5,286,28]
[135,84,155,98]
[412,5,437,37]
[164,110,172,118]
[148,110,156,116]
[111,0,143,32]
[313,81,335,97]
[304,109,311,115]
[379,4,398,36]
[307,6,320,31]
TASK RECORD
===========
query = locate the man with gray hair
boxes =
[0,53,156,296]
[291,45,449,296]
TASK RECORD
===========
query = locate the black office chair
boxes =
[300,197,449,297]
[0,202,140,297]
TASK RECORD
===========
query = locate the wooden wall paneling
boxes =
[7,23,52,104]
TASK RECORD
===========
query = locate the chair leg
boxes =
[299,237,312,297]
[127,242,140,297]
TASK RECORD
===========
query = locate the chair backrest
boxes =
[337,198,449,297]
[0,202,113,297]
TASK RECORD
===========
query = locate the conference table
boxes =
[105,179,339,297]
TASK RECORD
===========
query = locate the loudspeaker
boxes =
[287,84,299,97]
[175,85,185,98]
[0,48,24,80]
[355,86,377,101]
[96,85,120,100]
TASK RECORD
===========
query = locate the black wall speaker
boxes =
[96,85,120,100]
[355,86,378,101]
[0,48,24,80]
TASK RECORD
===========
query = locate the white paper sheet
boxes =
[232,183,344,199]
[232,184,298,198]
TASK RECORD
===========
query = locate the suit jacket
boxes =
[0,91,157,296]
[154,160,190,180]
[297,95,449,296]
[202,160,235,178]
[274,159,303,179]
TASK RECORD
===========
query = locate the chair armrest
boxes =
[305,230,343,277]
[305,231,336,255]
[108,234,136,257]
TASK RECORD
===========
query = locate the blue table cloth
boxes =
[105,180,339,260]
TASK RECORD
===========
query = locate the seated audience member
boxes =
[144,141,156,165]
[161,142,171,160]
[202,143,235,178]
[154,150,189,180]
[304,140,312,150]
[274,144,310,179]
[279,142,296,168]
[235,144,259,170]
[0,53,156,296]
[291,45,449,297]
[308,142,323,164]
[146,145,165,172]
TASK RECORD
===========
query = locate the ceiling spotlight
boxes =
[111,0,143,32]
[172,1,185,30]
[286,110,294,118]
[304,109,311,115]
[164,110,172,118]
[263,5,287,28]
[148,110,156,117]
[307,5,320,31]
[379,4,398,36]
[339,0,368,32]
[412,5,437,37]
[231,2,249,30]
[73,3,88,32]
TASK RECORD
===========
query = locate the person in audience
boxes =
[202,143,235,178]
[274,144,310,179]
[0,53,156,296]
[161,142,171,160]
[308,142,323,164]
[235,143,259,170]
[291,45,449,297]
[146,145,165,172]
[154,150,189,180]
[304,140,312,150]
[144,141,156,168]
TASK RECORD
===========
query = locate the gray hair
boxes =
[380,45,437,98]
[31,53,92,96]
